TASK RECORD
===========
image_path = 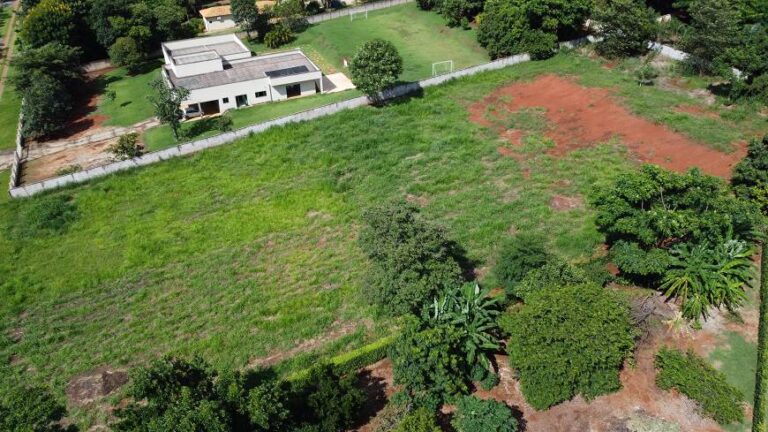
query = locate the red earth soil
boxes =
[675,104,720,119]
[468,75,746,179]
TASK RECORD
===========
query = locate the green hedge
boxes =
[655,347,744,425]
[753,241,768,431]
[288,335,396,385]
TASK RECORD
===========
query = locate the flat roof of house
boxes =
[199,5,231,18]
[167,51,319,90]
[167,41,248,64]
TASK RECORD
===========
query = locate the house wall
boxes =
[173,58,224,78]
[184,78,274,111]
[271,80,320,101]
[204,15,236,32]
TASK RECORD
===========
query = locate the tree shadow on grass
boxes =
[181,117,220,141]
[350,369,389,428]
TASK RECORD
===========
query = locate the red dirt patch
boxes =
[469,75,746,178]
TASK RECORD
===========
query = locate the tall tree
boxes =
[21,74,73,138]
[231,0,261,39]
[349,39,403,101]
[148,78,189,141]
[20,0,75,48]
[680,0,742,75]
[594,0,658,58]
[10,42,82,93]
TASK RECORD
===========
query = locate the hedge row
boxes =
[288,335,396,385]
[655,347,744,425]
[753,241,768,430]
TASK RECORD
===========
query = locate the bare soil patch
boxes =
[469,75,745,178]
[675,104,720,119]
[550,194,584,211]
[66,367,129,407]
[21,138,116,183]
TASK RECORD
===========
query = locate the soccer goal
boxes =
[349,10,368,21]
[432,60,454,76]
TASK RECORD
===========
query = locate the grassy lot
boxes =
[94,62,163,127]
[1,51,765,428]
[143,88,361,151]
[710,330,758,432]
[247,3,489,82]
[0,68,22,151]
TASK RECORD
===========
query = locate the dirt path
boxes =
[0,0,20,99]
[468,74,746,179]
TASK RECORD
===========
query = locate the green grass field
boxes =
[2,51,766,428]
[247,3,489,81]
[0,80,21,151]
[710,330,758,432]
[95,62,163,127]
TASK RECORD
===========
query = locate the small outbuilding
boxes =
[200,5,236,32]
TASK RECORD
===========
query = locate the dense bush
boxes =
[0,385,74,432]
[492,233,550,297]
[593,0,658,58]
[290,365,366,432]
[732,135,768,213]
[679,0,742,75]
[592,165,761,284]
[512,258,590,302]
[390,320,470,410]
[477,0,591,59]
[655,348,744,425]
[451,395,519,432]
[393,408,441,432]
[369,402,409,432]
[437,0,482,27]
[109,36,145,74]
[21,73,74,138]
[726,24,768,103]
[359,201,464,316]
[215,114,234,133]
[505,284,635,410]
[264,24,293,49]
[349,39,404,100]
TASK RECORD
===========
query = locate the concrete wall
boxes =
[204,15,237,32]
[173,57,224,78]
[271,79,320,101]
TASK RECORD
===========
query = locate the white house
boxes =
[199,6,236,32]
[161,34,324,116]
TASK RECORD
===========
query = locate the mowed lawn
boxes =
[248,3,489,81]
[1,52,764,428]
[95,62,163,127]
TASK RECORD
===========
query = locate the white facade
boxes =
[200,6,237,32]
[161,34,324,116]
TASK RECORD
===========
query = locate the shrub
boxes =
[109,36,145,74]
[349,39,403,100]
[732,135,768,213]
[451,395,518,432]
[492,233,550,297]
[369,403,410,432]
[393,408,440,432]
[416,0,436,10]
[215,114,234,132]
[358,201,464,316]
[55,164,82,176]
[505,284,635,409]
[679,0,741,75]
[390,320,470,410]
[290,365,366,431]
[109,133,142,160]
[594,0,658,58]
[512,258,589,302]
[264,24,293,48]
[0,385,72,432]
[655,347,744,425]
[635,63,659,86]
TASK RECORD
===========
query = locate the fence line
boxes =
[6,36,684,198]
[307,0,412,24]
[8,104,23,190]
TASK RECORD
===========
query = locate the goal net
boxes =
[432,60,454,76]
[349,10,368,21]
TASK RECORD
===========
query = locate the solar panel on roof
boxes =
[264,65,309,78]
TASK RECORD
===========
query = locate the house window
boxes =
[222,97,229,104]
[255,91,267,98]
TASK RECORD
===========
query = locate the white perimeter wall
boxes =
[204,15,237,32]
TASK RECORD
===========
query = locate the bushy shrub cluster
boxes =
[593,0,658,58]
[0,385,74,432]
[504,284,635,410]
[264,24,294,48]
[732,135,768,213]
[114,356,365,432]
[393,408,441,432]
[655,348,744,425]
[451,395,519,432]
[359,201,464,316]
[492,233,550,297]
[109,133,142,160]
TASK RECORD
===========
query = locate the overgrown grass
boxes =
[0,68,22,151]
[246,3,489,81]
[95,62,163,127]
[1,51,765,428]
[142,89,361,151]
[710,331,759,432]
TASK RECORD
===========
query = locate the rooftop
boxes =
[166,41,249,64]
[166,51,320,90]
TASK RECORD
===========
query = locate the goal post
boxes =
[431,60,454,76]
[349,10,368,21]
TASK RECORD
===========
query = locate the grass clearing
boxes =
[0,68,22,151]
[2,51,766,428]
[94,62,163,127]
[710,331,758,432]
[246,3,489,81]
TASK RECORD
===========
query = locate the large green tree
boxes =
[593,0,658,58]
[20,0,74,48]
[680,0,742,75]
[21,74,73,138]
[504,284,635,410]
[231,0,261,39]
[349,39,403,101]
[10,42,82,93]
[0,385,74,432]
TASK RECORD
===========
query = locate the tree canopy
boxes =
[349,39,404,100]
